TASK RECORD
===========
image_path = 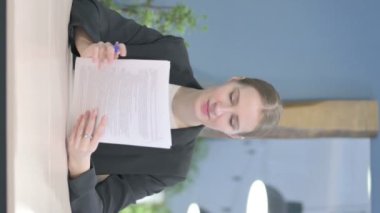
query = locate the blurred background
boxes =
[4,0,379,212]
[105,0,379,212]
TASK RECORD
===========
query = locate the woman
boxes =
[67,0,282,212]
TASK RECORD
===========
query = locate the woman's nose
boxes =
[214,102,233,116]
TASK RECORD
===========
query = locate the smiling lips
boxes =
[201,100,210,119]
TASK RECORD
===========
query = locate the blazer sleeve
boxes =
[68,166,183,213]
[69,0,164,56]
[68,0,198,86]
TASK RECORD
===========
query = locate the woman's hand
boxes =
[80,41,127,66]
[74,27,127,67]
[67,109,108,178]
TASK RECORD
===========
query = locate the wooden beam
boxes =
[199,100,379,139]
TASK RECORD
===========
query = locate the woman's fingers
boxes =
[82,41,127,67]
[68,110,107,152]
[119,43,127,57]
[91,45,99,64]
[68,114,82,145]
[90,115,107,152]
[105,42,115,63]
[75,111,89,144]
[98,42,107,68]
[84,109,97,140]
[67,110,107,179]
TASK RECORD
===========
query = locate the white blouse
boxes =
[169,84,181,129]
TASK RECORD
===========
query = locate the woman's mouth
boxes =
[201,100,210,119]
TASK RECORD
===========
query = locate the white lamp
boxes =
[246,180,268,213]
[246,180,293,213]
[187,203,201,213]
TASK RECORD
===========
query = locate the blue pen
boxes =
[114,41,120,54]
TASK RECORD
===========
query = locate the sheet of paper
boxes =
[69,58,172,149]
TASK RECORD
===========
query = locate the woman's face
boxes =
[194,80,264,136]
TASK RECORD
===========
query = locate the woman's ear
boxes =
[228,134,245,140]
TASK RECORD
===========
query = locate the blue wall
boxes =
[178,0,380,212]
[181,0,380,101]
[167,139,370,213]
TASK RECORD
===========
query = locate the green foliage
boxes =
[164,138,209,196]
[101,0,121,10]
[118,138,209,213]
[100,0,207,36]
[119,203,171,213]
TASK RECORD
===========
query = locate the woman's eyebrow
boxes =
[236,88,240,104]
[236,88,240,131]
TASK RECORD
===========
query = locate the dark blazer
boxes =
[68,0,203,212]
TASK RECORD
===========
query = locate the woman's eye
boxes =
[230,116,238,130]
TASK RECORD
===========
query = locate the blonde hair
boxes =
[237,78,283,135]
